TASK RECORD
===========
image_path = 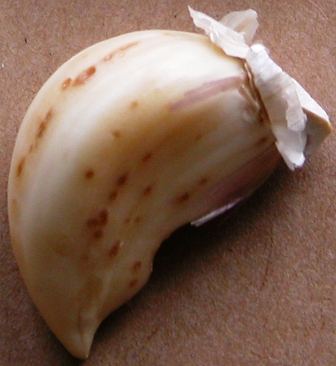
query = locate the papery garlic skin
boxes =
[189,7,332,169]
[8,9,331,360]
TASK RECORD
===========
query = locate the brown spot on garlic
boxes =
[108,190,118,202]
[36,109,53,140]
[132,261,142,272]
[129,100,139,110]
[86,209,109,228]
[143,185,153,196]
[108,240,121,259]
[93,230,103,240]
[98,209,109,226]
[116,173,129,187]
[175,192,190,204]
[103,41,139,61]
[73,66,96,85]
[198,177,209,186]
[129,279,138,288]
[103,53,114,62]
[195,133,203,141]
[142,152,153,163]
[256,136,269,146]
[111,130,121,138]
[85,170,95,180]
[16,157,25,177]
[61,78,72,90]
[134,216,142,224]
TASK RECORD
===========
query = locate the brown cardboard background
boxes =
[0,0,335,365]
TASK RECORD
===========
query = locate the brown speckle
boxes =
[256,136,268,146]
[120,41,139,52]
[195,133,203,141]
[61,78,72,90]
[93,230,103,239]
[175,192,190,204]
[129,279,138,288]
[103,41,139,62]
[98,209,108,226]
[143,185,153,196]
[117,173,129,187]
[109,240,121,258]
[103,53,114,62]
[17,157,25,177]
[37,121,47,139]
[86,209,109,228]
[85,170,95,180]
[108,190,118,202]
[129,100,139,110]
[198,177,209,186]
[134,216,142,224]
[132,261,142,272]
[142,152,153,162]
[74,66,96,85]
[36,109,53,139]
[111,130,121,138]
[124,218,131,225]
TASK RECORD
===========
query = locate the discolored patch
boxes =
[16,157,25,177]
[198,177,209,186]
[36,109,53,140]
[129,279,138,288]
[256,136,269,146]
[134,216,142,224]
[61,77,72,90]
[108,190,118,202]
[195,133,203,141]
[129,100,139,110]
[86,209,109,228]
[108,240,121,259]
[93,230,103,240]
[119,41,139,52]
[132,261,142,273]
[175,192,190,204]
[143,185,153,196]
[103,41,139,62]
[142,152,153,163]
[85,169,95,180]
[111,130,121,139]
[103,53,114,62]
[116,173,129,187]
[73,66,96,85]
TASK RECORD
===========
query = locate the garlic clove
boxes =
[7,8,331,359]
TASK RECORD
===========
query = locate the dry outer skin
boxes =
[8,30,282,358]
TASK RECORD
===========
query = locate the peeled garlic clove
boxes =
[7,8,331,359]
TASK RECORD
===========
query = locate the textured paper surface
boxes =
[0,0,335,364]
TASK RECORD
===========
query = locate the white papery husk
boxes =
[189,6,331,170]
